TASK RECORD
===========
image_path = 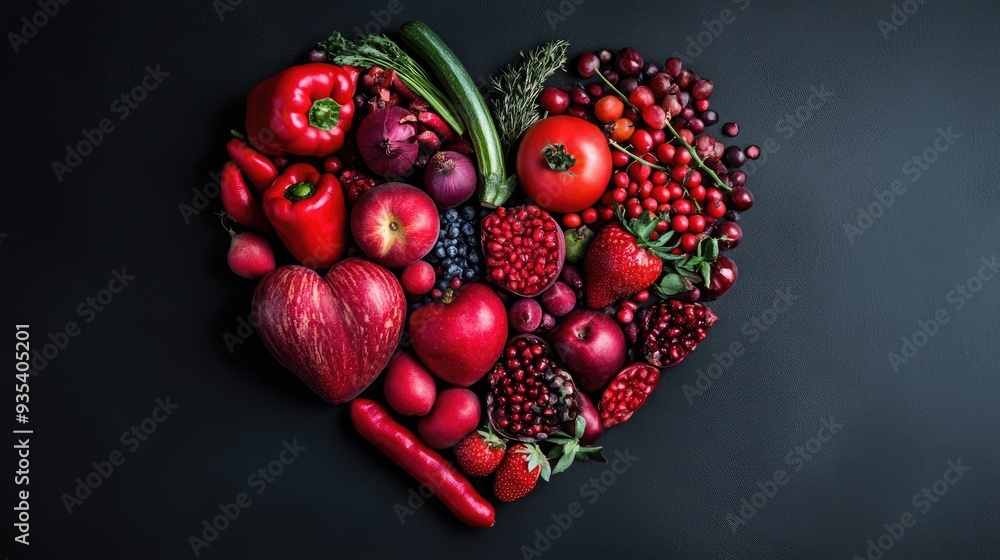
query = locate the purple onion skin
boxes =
[357,106,418,180]
[423,151,476,208]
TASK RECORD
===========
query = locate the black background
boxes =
[3,1,999,558]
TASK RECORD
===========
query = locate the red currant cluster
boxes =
[545,51,757,266]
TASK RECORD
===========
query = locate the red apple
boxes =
[252,260,406,404]
[417,388,481,449]
[350,182,440,268]
[409,282,507,387]
[575,391,603,445]
[547,310,625,392]
[383,350,437,416]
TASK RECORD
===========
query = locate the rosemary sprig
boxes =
[319,32,465,134]
[490,40,569,151]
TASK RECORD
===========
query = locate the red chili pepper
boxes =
[220,162,271,234]
[262,163,346,269]
[226,136,277,194]
[245,63,357,157]
[350,399,495,528]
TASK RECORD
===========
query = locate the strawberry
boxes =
[455,429,506,477]
[584,211,675,308]
[493,443,551,502]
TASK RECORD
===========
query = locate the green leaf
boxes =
[700,261,711,285]
[552,443,579,475]
[704,237,719,261]
[657,273,689,295]
[574,416,586,438]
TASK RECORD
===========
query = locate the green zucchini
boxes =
[400,20,512,207]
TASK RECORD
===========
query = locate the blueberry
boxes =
[446,264,463,277]
[467,252,479,264]
[446,246,458,257]
[463,269,475,280]
[445,209,459,221]
[461,205,476,221]
[434,247,446,258]
[457,245,467,256]
[448,227,460,239]
[437,279,449,289]
[442,257,453,267]
[461,223,475,236]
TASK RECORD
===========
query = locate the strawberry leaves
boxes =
[655,236,721,297]
[518,443,553,482]
[545,416,606,476]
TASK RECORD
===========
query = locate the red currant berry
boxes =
[680,233,699,253]
[688,214,706,233]
[673,148,692,166]
[611,149,630,168]
[705,199,727,218]
[655,143,676,163]
[673,198,694,215]
[671,214,689,233]
[562,213,582,228]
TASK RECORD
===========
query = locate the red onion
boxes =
[357,106,418,179]
[423,151,476,208]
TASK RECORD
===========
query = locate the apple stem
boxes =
[441,288,455,304]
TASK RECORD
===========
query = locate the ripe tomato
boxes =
[516,116,613,213]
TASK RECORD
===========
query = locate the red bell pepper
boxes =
[220,162,271,234]
[262,163,347,269]
[245,63,358,158]
[226,135,277,194]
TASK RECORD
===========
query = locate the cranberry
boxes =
[693,99,710,112]
[631,129,653,155]
[679,232,699,253]
[688,117,705,134]
[671,215,689,233]
[676,68,694,88]
[629,86,655,109]
[688,214,706,233]
[576,52,600,78]
[701,110,719,126]
[601,69,619,85]
[672,148,692,166]
[662,94,683,117]
[539,87,570,114]
[705,199,727,219]
[562,213,582,228]
[613,171,629,189]
[587,83,605,98]
[728,187,754,211]
[722,122,739,137]
[642,62,659,78]
[615,47,644,75]
[619,77,639,95]
[664,57,683,77]
[715,221,742,250]
[641,105,666,129]
[673,198,694,215]
[730,170,747,187]
[691,79,714,100]
[597,49,614,65]
[683,171,703,189]
[611,149,630,168]
[648,73,672,97]
[616,308,634,324]
[581,207,599,224]
[648,128,666,146]
[651,169,669,185]
[745,145,761,159]
[627,161,651,182]
[680,107,696,120]
[570,86,590,106]
[722,146,747,168]
[688,184,706,202]
[655,143,676,163]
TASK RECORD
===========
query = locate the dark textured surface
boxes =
[3,1,999,558]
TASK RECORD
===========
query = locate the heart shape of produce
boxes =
[252,259,406,404]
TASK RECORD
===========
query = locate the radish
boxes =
[418,388,480,449]
[228,231,276,279]
[383,350,437,416]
